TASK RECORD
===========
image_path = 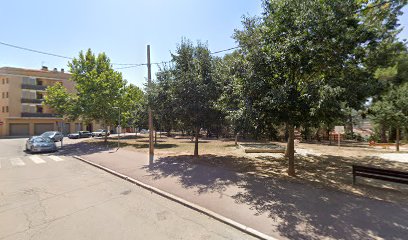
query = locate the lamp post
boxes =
[113,107,121,149]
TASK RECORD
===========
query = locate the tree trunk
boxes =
[348,113,354,139]
[104,122,108,143]
[396,127,400,152]
[235,132,238,146]
[194,127,199,157]
[286,124,295,176]
[155,130,157,144]
[327,129,331,145]
[381,124,387,143]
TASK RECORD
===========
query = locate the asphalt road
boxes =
[0,138,256,240]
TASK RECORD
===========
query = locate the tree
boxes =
[151,66,177,136]
[68,49,127,142]
[371,83,408,151]
[234,0,406,176]
[170,39,218,157]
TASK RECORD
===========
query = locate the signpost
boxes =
[334,126,345,147]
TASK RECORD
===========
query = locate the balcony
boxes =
[21,84,47,91]
[21,112,58,118]
[21,98,43,104]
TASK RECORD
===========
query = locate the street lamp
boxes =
[113,106,121,149]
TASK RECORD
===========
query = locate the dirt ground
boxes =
[86,134,408,203]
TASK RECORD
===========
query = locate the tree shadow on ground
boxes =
[143,154,408,239]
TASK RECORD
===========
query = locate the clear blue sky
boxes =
[0,1,407,88]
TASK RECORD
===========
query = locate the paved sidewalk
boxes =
[61,142,408,240]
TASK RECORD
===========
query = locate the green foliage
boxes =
[371,83,408,129]
[45,49,144,132]
[44,82,76,119]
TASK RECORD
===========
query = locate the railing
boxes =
[21,98,43,104]
[21,112,58,118]
[21,84,47,91]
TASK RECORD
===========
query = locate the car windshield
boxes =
[33,137,52,143]
[41,132,54,137]
[96,129,104,132]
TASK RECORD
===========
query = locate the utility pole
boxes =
[147,45,154,164]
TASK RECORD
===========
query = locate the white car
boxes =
[92,129,110,137]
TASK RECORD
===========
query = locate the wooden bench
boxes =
[352,165,408,185]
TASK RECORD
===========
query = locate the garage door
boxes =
[34,123,55,135]
[9,123,29,136]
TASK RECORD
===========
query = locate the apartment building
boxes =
[0,66,100,137]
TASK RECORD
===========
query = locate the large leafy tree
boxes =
[150,66,177,136]
[234,0,406,176]
[170,39,219,157]
[46,49,143,142]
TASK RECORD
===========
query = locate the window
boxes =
[2,106,4,113]
[6,92,8,98]
[5,106,8,112]
[22,77,36,85]
[2,79,4,84]
[6,78,8,84]
[1,92,4,98]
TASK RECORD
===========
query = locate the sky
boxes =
[0,1,407,89]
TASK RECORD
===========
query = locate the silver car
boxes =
[41,131,64,142]
[26,136,57,153]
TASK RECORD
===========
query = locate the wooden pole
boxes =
[147,45,154,164]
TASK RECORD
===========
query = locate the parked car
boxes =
[41,131,63,142]
[139,129,149,134]
[67,131,92,139]
[92,129,110,137]
[26,136,57,153]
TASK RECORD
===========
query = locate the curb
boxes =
[73,155,277,240]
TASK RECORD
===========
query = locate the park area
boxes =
[86,133,408,204]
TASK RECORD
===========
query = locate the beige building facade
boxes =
[0,66,101,137]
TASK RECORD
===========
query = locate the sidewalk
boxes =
[62,142,408,240]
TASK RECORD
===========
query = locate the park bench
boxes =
[352,165,408,185]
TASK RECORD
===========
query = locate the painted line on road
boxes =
[73,155,276,240]
[10,158,25,166]
[29,156,46,164]
[48,156,64,162]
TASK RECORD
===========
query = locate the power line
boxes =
[0,41,73,60]
[0,41,143,66]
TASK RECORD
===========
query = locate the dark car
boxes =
[41,131,64,142]
[26,136,57,153]
[67,131,92,139]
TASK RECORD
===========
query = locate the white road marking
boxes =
[29,156,46,164]
[10,158,25,166]
[48,156,64,162]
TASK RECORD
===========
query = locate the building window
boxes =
[2,79,4,84]
[6,92,8,98]
[22,77,36,85]
[1,92,4,98]
[6,78,8,84]
[2,106,4,113]
[5,106,8,112]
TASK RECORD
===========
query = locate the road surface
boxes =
[0,138,256,240]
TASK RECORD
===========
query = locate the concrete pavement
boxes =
[63,139,408,240]
[0,138,257,240]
